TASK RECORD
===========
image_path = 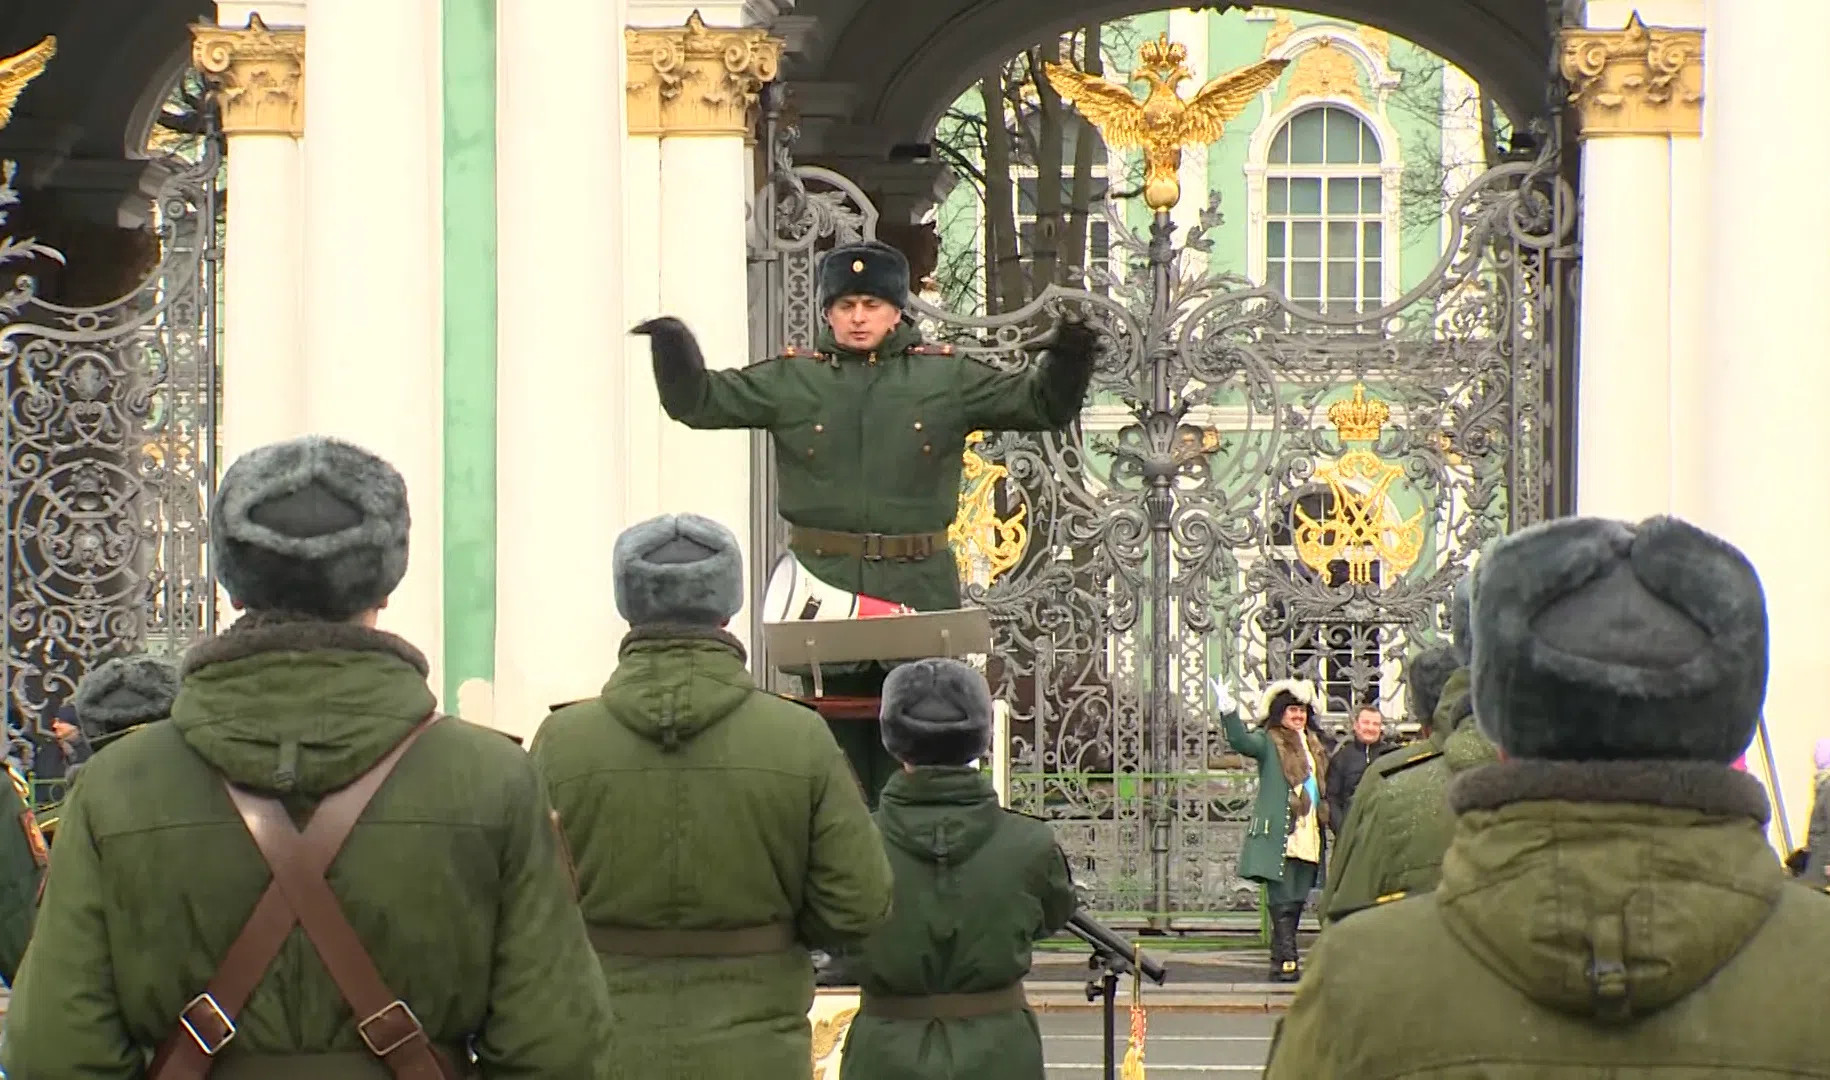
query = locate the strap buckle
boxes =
[180,993,236,1056]
[859,532,885,561]
[358,1000,426,1058]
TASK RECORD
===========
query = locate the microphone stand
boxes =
[1065,913,1167,1080]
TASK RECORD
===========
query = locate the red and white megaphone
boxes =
[763,554,914,622]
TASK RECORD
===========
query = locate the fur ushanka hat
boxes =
[880,658,994,767]
[613,513,743,628]
[1449,574,1475,666]
[818,241,910,310]
[73,655,179,739]
[213,436,411,621]
[1404,645,1460,728]
[1470,515,1767,762]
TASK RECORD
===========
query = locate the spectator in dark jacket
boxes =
[1324,705,1395,836]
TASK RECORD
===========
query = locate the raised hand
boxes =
[1208,676,1239,716]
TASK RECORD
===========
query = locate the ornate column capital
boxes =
[1559,12,1703,139]
[625,11,782,137]
[191,13,305,137]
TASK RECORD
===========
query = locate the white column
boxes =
[493,0,627,740]
[1573,136,1672,517]
[301,0,444,693]
[659,134,757,651]
[624,13,781,662]
[195,10,307,470]
[1566,1,1705,519]
[1167,8,1208,276]
[1702,0,1830,851]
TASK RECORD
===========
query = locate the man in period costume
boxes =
[839,658,1077,1080]
[1214,678,1331,981]
[3,435,615,1078]
[1320,577,1498,925]
[531,512,894,1080]
[1268,515,1830,1077]
[632,239,1100,803]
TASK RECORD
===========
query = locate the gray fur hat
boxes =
[213,436,410,621]
[880,658,994,767]
[819,241,909,310]
[1449,574,1475,665]
[613,513,743,627]
[73,656,179,737]
[1406,645,1460,728]
[1471,515,1767,763]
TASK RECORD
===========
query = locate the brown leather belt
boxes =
[789,525,948,562]
[209,1050,474,1079]
[586,921,797,957]
[861,983,1029,1020]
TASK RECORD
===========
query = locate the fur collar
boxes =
[1267,723,1331,825]
[1450,759,1770,824]
[183,610,429,677]
[619,624,747,663]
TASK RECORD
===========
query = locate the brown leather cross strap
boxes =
[789,525,948,562]
[148,713,456,1080]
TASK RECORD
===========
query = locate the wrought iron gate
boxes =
[0,108,222,754]
[750,89,1574,928]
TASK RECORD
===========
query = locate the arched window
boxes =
[1263,106,1385,315]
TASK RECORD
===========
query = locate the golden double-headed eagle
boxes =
[0,36,55,132]
[1043,34,1288,211]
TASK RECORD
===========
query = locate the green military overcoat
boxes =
[0,763,45,984]
[840,767,1077,1080]
[1219,709,1326,886]
[0,617,616,1079]
[1321,668,1499,924]
[530,626,895,1080]
[1269,761,1830,1078]
[658,320,1092,612]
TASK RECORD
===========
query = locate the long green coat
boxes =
[1268,763,1830,1078]
[0,616,616,1079]
[0,763,45,984]
[530,626,895,1080]
[1219,710,1326,885]
[1321,669,1498,923]
[657,320,1092,611]
[840,768,1077,1080]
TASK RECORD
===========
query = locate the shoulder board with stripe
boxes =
[1380,748,1443,778]
[1000,807,1051,824]
[906,343,956,356]
[6,765,28,804]
[1329,889,1412,923]
[547,698,591,713]
[762,346,830,364]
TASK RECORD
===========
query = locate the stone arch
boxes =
[795,0,1557,156]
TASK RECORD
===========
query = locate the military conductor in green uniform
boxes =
[633,240,1099,801]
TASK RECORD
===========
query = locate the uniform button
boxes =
[923,443,932,454]
[814,424,824,433]
[913,421,923,431]
[806,449,815,458]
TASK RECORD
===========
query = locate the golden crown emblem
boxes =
[1136,34,1189,75]
[1327,384,1389,442]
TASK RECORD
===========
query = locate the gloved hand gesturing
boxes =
[630,317,705,377]
[1208,677,1240,717]
[1023,309,1102,364]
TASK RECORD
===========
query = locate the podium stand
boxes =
[764,608,993,700]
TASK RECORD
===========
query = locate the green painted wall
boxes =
[440,0,497,707]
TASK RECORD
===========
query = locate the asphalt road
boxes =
[1040,1010,1276,1078]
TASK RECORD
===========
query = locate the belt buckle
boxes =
[358,1000,424,1058]
[860,533,885,561]
[180,992,236,1056]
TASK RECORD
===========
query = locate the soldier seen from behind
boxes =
[1268,515,1830,1078]
[531,512,893,1080]
[631,240,1100,805]
[839,658,1077,1080]
[3,435,615,1079]
[73,656,180,753]
[1321,576,1497,925]
[1213,678,1331,982]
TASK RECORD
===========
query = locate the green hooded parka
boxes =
[840,767,1077,1080]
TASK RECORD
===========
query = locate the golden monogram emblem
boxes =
[1295,384,1424,586]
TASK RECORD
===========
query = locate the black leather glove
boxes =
[631,316,706,414]
[1024,310,1101,366]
